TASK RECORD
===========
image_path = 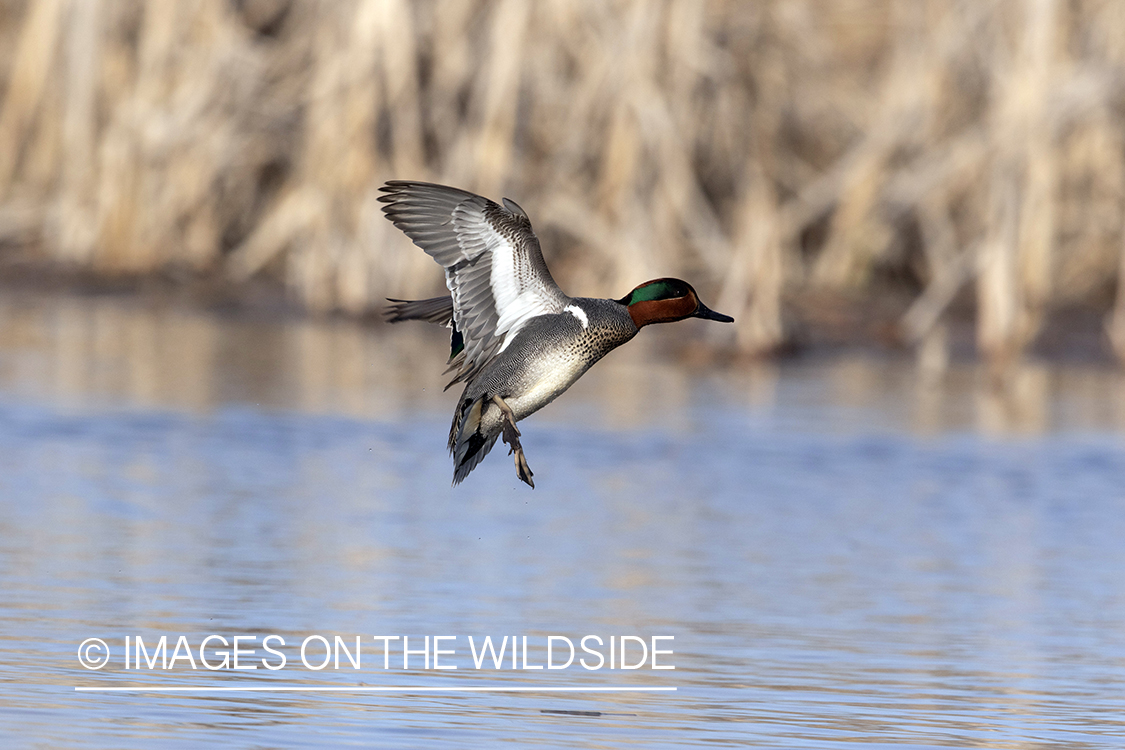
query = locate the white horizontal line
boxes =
[75,685,676,693]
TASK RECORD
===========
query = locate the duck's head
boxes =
[617,278,734,328]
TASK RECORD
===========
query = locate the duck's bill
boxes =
[693,302,734,323]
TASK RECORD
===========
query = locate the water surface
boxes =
[1,294,1123,748]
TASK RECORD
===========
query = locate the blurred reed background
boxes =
[0,0,1124,369]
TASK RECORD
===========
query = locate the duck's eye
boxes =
[663,281,690,298]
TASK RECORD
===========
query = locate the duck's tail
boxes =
[385,296,454,326]
[448,393,499,486]
[385,296,465,381]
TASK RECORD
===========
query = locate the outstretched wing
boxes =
[379,181,568,385]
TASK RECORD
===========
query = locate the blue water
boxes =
[0,296,1123,747]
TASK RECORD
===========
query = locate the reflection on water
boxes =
[4,293,1125,434]
[1,292,1124,748]
[0,293,722,433]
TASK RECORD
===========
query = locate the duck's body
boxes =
[447,296,639,483]
[380,181,732,487]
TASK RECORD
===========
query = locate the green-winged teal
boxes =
[380,181,733,488]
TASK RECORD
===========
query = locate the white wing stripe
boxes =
[483,223,559,351]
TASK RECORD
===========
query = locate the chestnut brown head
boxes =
[617,278,734,328]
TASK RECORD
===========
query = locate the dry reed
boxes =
[2,0,1125,366]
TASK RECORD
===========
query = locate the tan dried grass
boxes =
[0,0,1124,364]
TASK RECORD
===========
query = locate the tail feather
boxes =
[448,393,499,485]
[385,296,455,325]
[386,296,464,378]
[452,433,499,486]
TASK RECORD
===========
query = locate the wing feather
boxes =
[379,181,568,385]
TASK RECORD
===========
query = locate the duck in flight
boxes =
[379,181,733,488]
